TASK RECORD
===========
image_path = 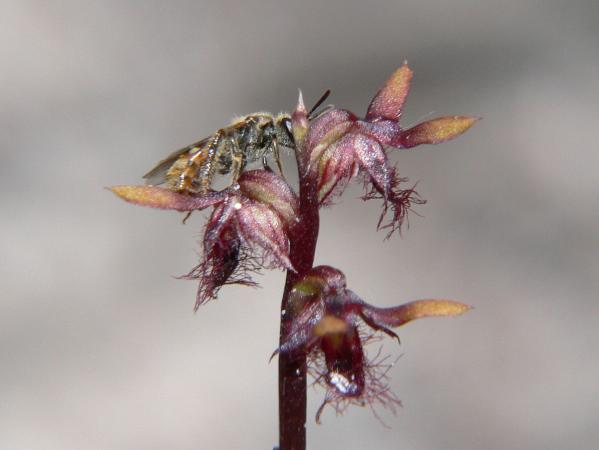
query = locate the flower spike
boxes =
[112,64,476,440]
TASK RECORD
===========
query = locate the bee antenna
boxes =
[308,89,331,118]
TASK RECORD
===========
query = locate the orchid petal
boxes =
[307,109,356,149]
[192,223,241,310]
[320,325,365,398]
[351,134,392,199]
[278,300,325,355]
[316,133,359,205]
[355,119,403,147]
[109,185,225,211]
[238,170,299,225]
[203,201,237,255]
[366,63,413,121]
[235,202,294,271]
[359,299,471,328]
[400,116,479,148]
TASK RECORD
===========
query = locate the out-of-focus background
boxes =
[2,1,598,449]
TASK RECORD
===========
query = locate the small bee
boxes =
[143,90,332,194]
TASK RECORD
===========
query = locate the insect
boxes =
[143,90,332,194]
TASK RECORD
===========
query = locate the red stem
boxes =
[278,123,319,450]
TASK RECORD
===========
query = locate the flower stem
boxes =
[278,316,307,450]
[278,126,319,450]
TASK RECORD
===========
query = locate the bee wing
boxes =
[142,137,210,185]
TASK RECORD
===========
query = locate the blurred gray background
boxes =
[2,1,598,449]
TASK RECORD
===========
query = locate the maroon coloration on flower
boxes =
[187,177,298,309]
[305,63,477,236]
[317,317,365,398]
[366,63,413,122]
[277,265,470,422]
[182,211,252,310]
[112,170,298,310]
[237,170,299,223]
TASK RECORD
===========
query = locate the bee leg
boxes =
[182,211,192,224]
[272,139,286,181]
[262,155,273,172]
[228,141,245,188]
[196,129,225,193]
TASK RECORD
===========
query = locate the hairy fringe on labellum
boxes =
[361,167,426,238]
[319,174,354,208]
[182,211,294,310]
[309,330,402,425]
[180,244,262,310]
